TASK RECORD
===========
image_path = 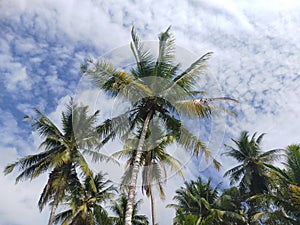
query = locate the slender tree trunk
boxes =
[125,111,153,225]
[48,191,60,225]
[149,186,157,225]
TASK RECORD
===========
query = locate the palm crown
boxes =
[82,26,237,225]
[4,100,111,225]
[223,131,281,195]
[53,172,116,225]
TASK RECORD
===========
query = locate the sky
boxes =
[1,0,300,224]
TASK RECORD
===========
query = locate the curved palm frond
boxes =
[170,52,213,91]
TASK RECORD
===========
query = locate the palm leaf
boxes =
[130,26,154,78]
[171,52,213,91]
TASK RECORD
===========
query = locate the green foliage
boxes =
[168,177,247,225]
[4,100,114,224]
[83,26,237,225]
[223,131,281,196]
[251,144,300,224]
[110,194,149,225]
[82,26,238,162]
[53,172,116,225]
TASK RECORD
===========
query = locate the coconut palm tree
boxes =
[114,123,183,225]
[168,177,219,224]
[168,177,247,225]
[83,26,237,225]
[251,144,300,224]
[223,131,281,196]
[223,131,281,224]
[4,100,112,225]
[110,193,149,225]
[216,187,248,225]
[53,172,116,225]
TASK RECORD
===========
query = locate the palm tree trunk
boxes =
[125,111,153,225]
[48,191,59,225]
[149,186,157,225]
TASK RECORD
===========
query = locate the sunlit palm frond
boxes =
[174,99,212,118]
[178,124,210,159]
[171,52,213,91]
[158,152,184,178]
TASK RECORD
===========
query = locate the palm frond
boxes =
[130,26,154,78]
[174,99,212,118]
[259,148,283,161]
[96,110,133,146]
[82,149,119,164]
[177,123,210,159]
[154,26,176,79]
[171,52,213,91]
[53,209,73,225]
[32,109,63,138]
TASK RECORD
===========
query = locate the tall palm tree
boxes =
[4,100,112,225]
[114,123,183,225]
[223,131,281,196]
[168,177,247,225]
[53,172,116,225]
[110,193,149,225]
[83,26,237,225]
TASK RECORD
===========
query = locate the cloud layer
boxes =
[1,0,300,224]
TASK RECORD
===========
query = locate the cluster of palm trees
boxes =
[4,27,298,225]
[169,131,300,224]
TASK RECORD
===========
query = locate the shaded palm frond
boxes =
[130,27,154,78]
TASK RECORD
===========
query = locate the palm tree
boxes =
[168,177,247,225]
[168,177,219,224]
[53,172,116,225]
[217,187,248,225]
[4,100,112,225]
[223,131,281,196]
[83,26,237,225]
[223,131,281,224]
[110,193,149,225]
[114,123,183,225]
[251,144,300,224]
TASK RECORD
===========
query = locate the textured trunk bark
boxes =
[149,186,157,225]
[47,191,59,225]
[124,111,153,225]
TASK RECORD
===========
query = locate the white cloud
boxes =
[1,0,300,224]
[5,66,32,91]
[0,171,49,225]
[0,109,50,225]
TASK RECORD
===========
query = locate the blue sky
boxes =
[1,0,300,224]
